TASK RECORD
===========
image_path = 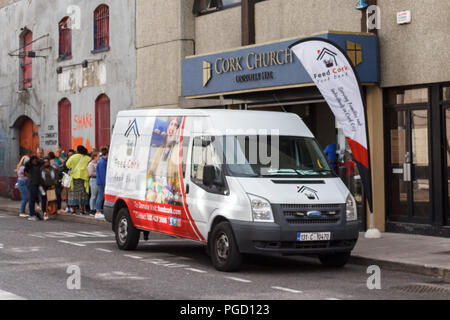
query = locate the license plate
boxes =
[297,232,331,242]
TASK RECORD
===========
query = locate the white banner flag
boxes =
[289,38,372,210]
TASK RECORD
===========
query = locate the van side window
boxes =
[191,136,226,194]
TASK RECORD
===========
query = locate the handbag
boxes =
[61,172,71,188]
[46,200,58,215]
[46,189,57,202]
[62,156,83,188]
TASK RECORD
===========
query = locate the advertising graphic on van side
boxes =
[146,116,183,206]
[105,116,205,242]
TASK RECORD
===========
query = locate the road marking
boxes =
[0,244,3,249]
[95,248,113,253]
[58,240,86,247]
[225,277,252,283]
[271,286,303,294]
[8,247,42,253]
[97,271,146,280]
[124,254,143,260]
[79,240,116,244]
[30,231,112,239]
[185,268,207,274]
[0,289,26,300]
[325,298,341,300]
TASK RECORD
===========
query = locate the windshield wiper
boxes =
[262,168,303,176]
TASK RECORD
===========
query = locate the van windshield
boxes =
[221,136,334,178]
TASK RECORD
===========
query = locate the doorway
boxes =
[95,94,111,150]
[58,98,72,154]
[387,107,431,223]
[19,117,40,156]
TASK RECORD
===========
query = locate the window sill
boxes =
[91,47,110,54]
[57,56,72,62]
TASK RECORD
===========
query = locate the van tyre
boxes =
[115,207,140,251]
[210,222,243,272]
[319,251,351,267]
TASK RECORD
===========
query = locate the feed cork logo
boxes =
[317,48,338,68]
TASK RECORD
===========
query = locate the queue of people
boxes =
[15,145,109,221]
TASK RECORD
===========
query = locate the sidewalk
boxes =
[1,197,449,280]
[0,197,109,227]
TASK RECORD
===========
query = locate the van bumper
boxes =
[103,201,114,224]
[229,220,359,255]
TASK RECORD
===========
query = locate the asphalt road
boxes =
[0,210,449,300]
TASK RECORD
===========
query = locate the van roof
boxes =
[117,109,314,137]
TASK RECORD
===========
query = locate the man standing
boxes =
[323,143,337,173]
[95,146,108,220]
[24,156,44,221]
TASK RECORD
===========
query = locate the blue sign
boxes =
[182,32,379,98]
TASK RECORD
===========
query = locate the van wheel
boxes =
[210,222,243,272]
[319,252,351,267]
[115,208,140,251]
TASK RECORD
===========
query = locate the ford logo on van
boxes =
[307,211,322,217]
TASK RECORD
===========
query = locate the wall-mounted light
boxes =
[56,66,63,74]
[82,60,88,68]
[355,0,369,10]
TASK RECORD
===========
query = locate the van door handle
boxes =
[185,184,190,194]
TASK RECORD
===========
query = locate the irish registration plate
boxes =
[297,232,331,242]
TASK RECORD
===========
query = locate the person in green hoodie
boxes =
[66,146,91,215]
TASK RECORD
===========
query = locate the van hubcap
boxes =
[216,233,229,261]
[118,217,128,243]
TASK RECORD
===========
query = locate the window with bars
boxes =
[93,4,110,52]
[59,17,72,60]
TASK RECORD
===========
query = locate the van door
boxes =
[184,135,229,237]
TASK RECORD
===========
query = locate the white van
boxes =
[104,109,359,272]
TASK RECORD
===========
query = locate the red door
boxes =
[20,118,40,156]
[58,98,72,153]
[95,94,111,149]
[22,31,33,89]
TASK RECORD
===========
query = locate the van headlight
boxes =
[247,194,274,223]
[346,194,357,222]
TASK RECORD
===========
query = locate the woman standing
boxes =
[87,151,100,215]
[15,155,30,218]
[66,146,91,215]
[40,157,60,221]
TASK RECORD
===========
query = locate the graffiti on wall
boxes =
[73,112,93,131]
[72,112,94,153]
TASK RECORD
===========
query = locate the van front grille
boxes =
[286,218,340,225]
[280,203,342,210]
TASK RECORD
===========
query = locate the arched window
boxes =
[93,4,110,51]
[21,30,33,89]
[59,17,72,60]
[95,94,111,149]
[58,98,72,153]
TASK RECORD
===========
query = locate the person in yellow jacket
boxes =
[146,117,182,205]
[66,145,91,215]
